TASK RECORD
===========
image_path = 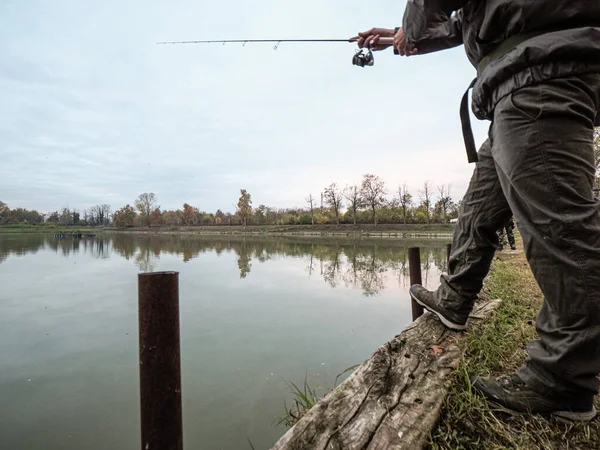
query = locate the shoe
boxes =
[510,245,516,250]
[409,284,470,331]
[471,373,597,423]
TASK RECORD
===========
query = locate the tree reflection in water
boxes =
[0,234,449,296]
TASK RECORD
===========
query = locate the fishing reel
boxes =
[352,48,374,67]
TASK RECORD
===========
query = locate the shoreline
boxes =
[0,223,455,239]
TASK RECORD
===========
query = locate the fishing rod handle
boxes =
[375,37,394,45]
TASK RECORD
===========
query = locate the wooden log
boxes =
[271,297,501,450]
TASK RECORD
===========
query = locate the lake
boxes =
[0,233,450,450]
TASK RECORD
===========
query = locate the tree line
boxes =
[1,129,599,228]
[0,175,460,228]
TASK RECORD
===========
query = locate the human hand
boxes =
[393,28,418,56]
[349,27,395,51]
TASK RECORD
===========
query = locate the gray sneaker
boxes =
[471,373,597,423]
[409,284,471,331]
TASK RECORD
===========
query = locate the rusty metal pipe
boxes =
[408,247,424,321]
[138,271,183,450]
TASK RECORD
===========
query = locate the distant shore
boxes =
[0,223,454,238]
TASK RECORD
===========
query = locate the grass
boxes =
[429,247,600,450]
[0,224,103,234]
[276,365,360,429]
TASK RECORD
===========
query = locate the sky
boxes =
[0,0,491,214]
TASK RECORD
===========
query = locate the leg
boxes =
[506,225,516,250]
[473,74,600,419]
[410,139,513,329]
[497,227,506,250]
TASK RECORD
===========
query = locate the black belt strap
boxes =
[461,31,549,164]
[460,78,478,163]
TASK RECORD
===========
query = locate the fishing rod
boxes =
[156,37,395,67]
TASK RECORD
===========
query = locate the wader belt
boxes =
[460,31,549,163]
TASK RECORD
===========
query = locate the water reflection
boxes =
[0,234,450,296]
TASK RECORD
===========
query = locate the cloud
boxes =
[0,0,490,214]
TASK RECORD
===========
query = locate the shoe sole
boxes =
[409,291,467,331]
[488,401,597,423]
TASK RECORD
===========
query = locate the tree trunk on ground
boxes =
[271,297,501,450]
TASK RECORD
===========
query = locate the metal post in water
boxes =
[408,247,424,320]
[138,271,183,450]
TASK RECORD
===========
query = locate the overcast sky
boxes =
[1,0,490,214]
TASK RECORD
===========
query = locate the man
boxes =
[497,216,516,251]
[353,1,600,423]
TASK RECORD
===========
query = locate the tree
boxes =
[152,208,162,226]
[100,204,111,226]
[88,204,111,226]
[361,174,387,225]
[47,211,60,223]
[324,183,343,225]
[215,209,225,225]
[305,194,316,225]
[254,205,267,225]
[0,201,8,224]
[419,181,433,224]
[182,203,196,225]
[237,189,252,226]
[437,184,453,223]
[59,207,73,225]
[398,183,413,225]
[343,184,364,225]
[135,193,158,227]
[113,204,136,228]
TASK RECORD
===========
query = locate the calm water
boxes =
[0,233,449,450]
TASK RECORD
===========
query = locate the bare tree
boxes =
[324,183,343,225]
[135,193,158,227]
[88,204,111,226]
[59,207,73,225]
[305,194,315,225]
[89,205,100,225]
[100,204,111,225]
[419,181,433,224]
[361,174,387,226]
[437,184,453,223]
[343,184,364,225]
[398,183,413,225]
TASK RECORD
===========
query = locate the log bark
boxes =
[271,298,501,450]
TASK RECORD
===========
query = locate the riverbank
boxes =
[429,248,600,449]
[0,223,454,238]
[276,243,599,448]
[0,224,101,234]
[108,223,453,238]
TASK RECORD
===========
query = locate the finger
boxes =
[368,34,380,48]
